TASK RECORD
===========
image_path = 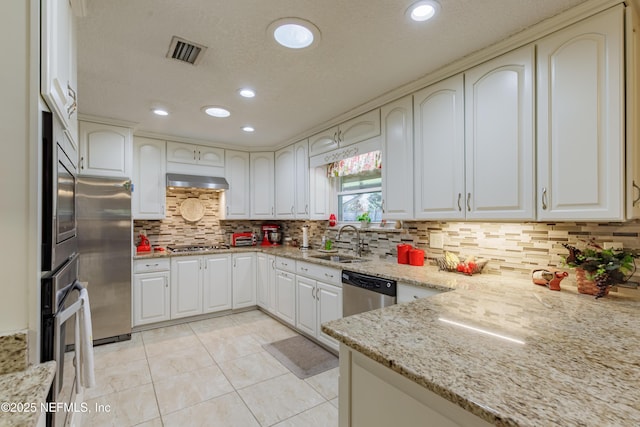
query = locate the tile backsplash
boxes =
[134,192,640,284]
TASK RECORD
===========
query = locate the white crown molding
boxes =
[77,113,138,129]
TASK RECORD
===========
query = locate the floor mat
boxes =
[263,335,338,379]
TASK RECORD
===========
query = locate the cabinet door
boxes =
[275,145,296,219]
[537,6,624,220]
[197,146,225,167]
[232,253,256,309]
[381,96,413,220]
[339,109,381,147]
[627,6,640,219]
[413,75,465,220]
[170,256,202,319]
[275,270,296,326]
[250,152,275,218]
[133,272,170,326]
[465,46,534,220]
[203,254,232,313]
[166,141,197,164]
[295,276,317,336]
[294,139,310,218]
[309,127,339,156]
[41,0,76,136]
[316,281,342,352]
[309,165,334,220]
[225,150,250,219]
[132,137,166,219]
[79,121,133,178]
[256,253,270,309]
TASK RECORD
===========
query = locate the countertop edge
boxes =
[0,361,56,427]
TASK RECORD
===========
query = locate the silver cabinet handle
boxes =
[542,187,548,210]
[337,129,342,143]
[193,150,197,161]
[457,193,462,211]
[226,206,229,216]
[305,204,309,215]
[311,288,316,299]
[291,206,294,215]
[333,131,338,143]
[300,267,308,272]
[325,273,334,278]
[165,277,168,288]
[198,151,201,161]
[467,193,471,212]
[633,181,640,207]
[271,206,274,216]
[145,263,159,267]
[271,260,275,270]
[381,199,385,213]
[80,156,84,170]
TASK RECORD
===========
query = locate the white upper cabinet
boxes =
[275,145,296,219]
[166,141,224,167]
[308,110,381,156]
[465,45,535,220]
[413,74,465,220]
[250,152,275,218]
[275,140,309,219]
[132,137,166,219]
[41,0,79,145]
[294,140,310,218]
[224,150,250,219]
[537,6,624,221]
[381,95,413,220]
[79,121,133,178]
[627,5,640,220]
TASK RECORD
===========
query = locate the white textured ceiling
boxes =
[77,0,588,149]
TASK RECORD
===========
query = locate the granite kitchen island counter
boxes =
[322,276,640,427]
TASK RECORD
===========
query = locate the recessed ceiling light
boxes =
[407,0,440,22]
[152,108,169,116]
[242,126,255,132]
[203,106,231,117]
[268,18,320,49]
[239,88,256,98]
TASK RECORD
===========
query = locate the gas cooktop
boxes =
[167,244,230,253]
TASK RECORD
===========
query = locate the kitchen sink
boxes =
[309,254,367,263]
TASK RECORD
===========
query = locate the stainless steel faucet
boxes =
[337,224,363,256]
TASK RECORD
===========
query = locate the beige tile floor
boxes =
[82,310,339,427]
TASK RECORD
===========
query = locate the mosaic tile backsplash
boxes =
[134,189,640,285]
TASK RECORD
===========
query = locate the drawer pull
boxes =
[145,263,159,267]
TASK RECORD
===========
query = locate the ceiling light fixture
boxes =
[239,88,256,98]
[242,126,255,132]
[152,108,169,116]
[407,0,440,22]
[203,106,231,118]
[268,18,320,49]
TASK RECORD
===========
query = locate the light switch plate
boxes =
[430,232,444,249]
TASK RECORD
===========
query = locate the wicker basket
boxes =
[575,268,610,296]
[436,257,487,275]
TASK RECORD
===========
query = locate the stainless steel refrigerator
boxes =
[76,176,132,345]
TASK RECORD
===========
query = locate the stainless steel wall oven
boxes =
[41,111,78,273]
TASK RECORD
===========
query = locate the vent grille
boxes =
[166,36,207,65]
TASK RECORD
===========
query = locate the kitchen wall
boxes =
[134,192,640,287]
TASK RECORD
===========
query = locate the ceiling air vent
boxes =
[166,36,207,65]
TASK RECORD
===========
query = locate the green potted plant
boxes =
[562,240,639,298]
[356,211,371,228]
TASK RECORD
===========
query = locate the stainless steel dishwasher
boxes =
[342,270,397,317]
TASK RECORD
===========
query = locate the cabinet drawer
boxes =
[297,261,340,286]
[275,256,296,273]
[134,258,170,273]
[397,283,443,304]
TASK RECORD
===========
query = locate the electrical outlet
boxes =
[430,232,444,249]
[603,242,623,250]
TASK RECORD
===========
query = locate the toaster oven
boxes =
[232,232,256,246]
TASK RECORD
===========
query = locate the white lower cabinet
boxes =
[295,261,342,352]
[133,259,170,326]
[257,253,276,313]
[203,254,232,313]
[232,253,257,309]
[397,283,444,304]
[275,269,296,326]
[171,254,233,319]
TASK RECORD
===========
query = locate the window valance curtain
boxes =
[327,150,381,177]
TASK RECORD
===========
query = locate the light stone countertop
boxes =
[135,245,640,425]
[0,361,56,427]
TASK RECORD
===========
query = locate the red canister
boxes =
[409,249,425,266]
[397,244,412,264]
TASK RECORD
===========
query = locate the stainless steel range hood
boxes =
[166,173,229,190]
